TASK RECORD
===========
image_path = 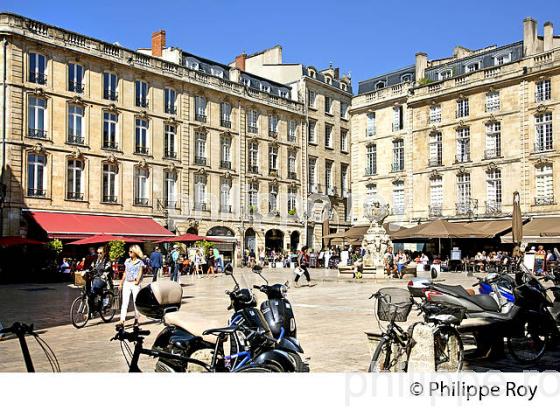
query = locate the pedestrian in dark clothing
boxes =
[150,246,163,281]
[294,246,315,287]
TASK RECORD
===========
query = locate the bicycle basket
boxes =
[376,287,412,322]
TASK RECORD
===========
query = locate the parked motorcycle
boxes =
[251,264,309,371]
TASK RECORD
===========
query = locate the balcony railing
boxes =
[456,199,478,216]
[68,81,84,93]
[429,204,442,217]
[269,168,278,176]
[220,160,231,170]
[28,128,47,139]
[269,130,278,138]
[164,150,177,159]
[428,158,442,167]
[67,192,84,201]
[195,113,207,123]
[135,146,149,155]
[484,148,501,159]
[29,73,47,85]
[288,171,297,180]
[194,202,207,211]
[534,142,553,153]
[102,141,118,150]
[67,134,84,145]
[535,195,554,206]
[102,195,118,203]
[220,204,232,213]
[249,165,259,174]
[221,119,231,128]
[165,106,177,115]
[365,167,376,176]
[485,200,502,215]
[134,197,150,206]
[391,163,404,172]
[455,153,470,163]
[288,133,296,142]
[247,126,258,134]
[27,188,46,197]
[135,98,149,108]
[103,89,118,101]
[194,156,207,166]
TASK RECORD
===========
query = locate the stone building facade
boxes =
[351,18,560,228]
[236,46,353,250]
[0,13,309,263]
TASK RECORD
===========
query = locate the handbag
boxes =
[293,267,304,276]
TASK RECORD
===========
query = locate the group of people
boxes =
[152,244,225,283]
[528,245,559,274]
[242,248,297,268]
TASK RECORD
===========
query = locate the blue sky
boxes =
[3,0,559,88]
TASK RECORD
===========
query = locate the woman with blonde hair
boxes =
[118,245,145,326]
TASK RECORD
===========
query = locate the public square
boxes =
[1,268,559,373]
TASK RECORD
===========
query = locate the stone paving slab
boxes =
[0,268,558,372]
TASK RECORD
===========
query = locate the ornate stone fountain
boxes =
[362,195,392,278]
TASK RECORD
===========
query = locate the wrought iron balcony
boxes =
[391,162,404,172]
[288,134,296,142]
[288,171,297,180]
[102,195,118,204]
[535,195,554,206]
[165,106,177,115]
[268,168,278,176]
[27,188,45,197]
[28,128,47,139]
[29,72,47,84]
[67,192,84,201]
[194,202,207,211]
[67,134,84,145]
[456,199,478,216]
[455,153,470,163]
[534,141,553,153]
[195,113,207,123]
[194,156,207,166]
[221,119,231,128]
[429,204,442,217]
[428,158,442,167]
[249,165,259,174]
[365,128,376,137]
[135,146,149,155]
[485,200,502,215]
[68,81,84,93]
[103,141,118,150]
[164,150,177,159]
[103,89,118,101]
[134,197,150,206]
[484,148,501,159]
[365,167,376,176]
[220,160,231,170]
[269,130,278,138]
[247,126,258,134]
[135,98,149,108]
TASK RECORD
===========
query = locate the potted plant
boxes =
[288,208,297,216]
[108,240,126,281]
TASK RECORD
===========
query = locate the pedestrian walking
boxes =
[294,246,315,287]
[149,246,163,281]
[169,245,181,282]
[118,245,145,326]
[213,247,224,273]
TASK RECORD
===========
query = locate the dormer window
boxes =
[439,70,452,80]
[308,69,316,78]
[242,77,251,87]
[190,61,199,70]
[375,81,385,90]
[325,76,332,85]
[341,83,347,91]
[260,83,271,93]
[466,62,480,73]
[211,67,224,78]
[494,53,511,66]
[401,74,412,83]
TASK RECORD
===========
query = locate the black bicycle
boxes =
[70,272,117,328]
[0,322,60,372]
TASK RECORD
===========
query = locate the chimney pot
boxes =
[544,21,554,51]
[151,30,166,57]
[523,17,538,56]
[415,52,428,81]
[235,53,247,71]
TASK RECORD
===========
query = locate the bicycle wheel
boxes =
[434,327,464,372]
[70,295,89,329]
[287,352,309,372]
[100,291,116,323]
[507,320,548,363]
[368,338,393,372]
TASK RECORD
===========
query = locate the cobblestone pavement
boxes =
[0,268,559,372]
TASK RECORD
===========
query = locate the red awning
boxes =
[27,212,173,240]
[155,233,216,243]
[66,235,144,245]
[0,236,45,247]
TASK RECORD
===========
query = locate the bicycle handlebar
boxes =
[111,326,150,342]
[0,322,35,336]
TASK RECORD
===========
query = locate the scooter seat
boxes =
[468,294,500,312]
[433,284,500,312]
[164,311,222,345]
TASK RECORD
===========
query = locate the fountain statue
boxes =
[362,195,392,278]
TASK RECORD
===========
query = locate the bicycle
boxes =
[70,272,117,328]
[367,287,465,372]
[0,322,60,372]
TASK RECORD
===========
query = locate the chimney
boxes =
[544,21,554,51]
[523,17,537,56]
[151,30,166,57]
[415,52,428,81]
[234,53,247,71]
